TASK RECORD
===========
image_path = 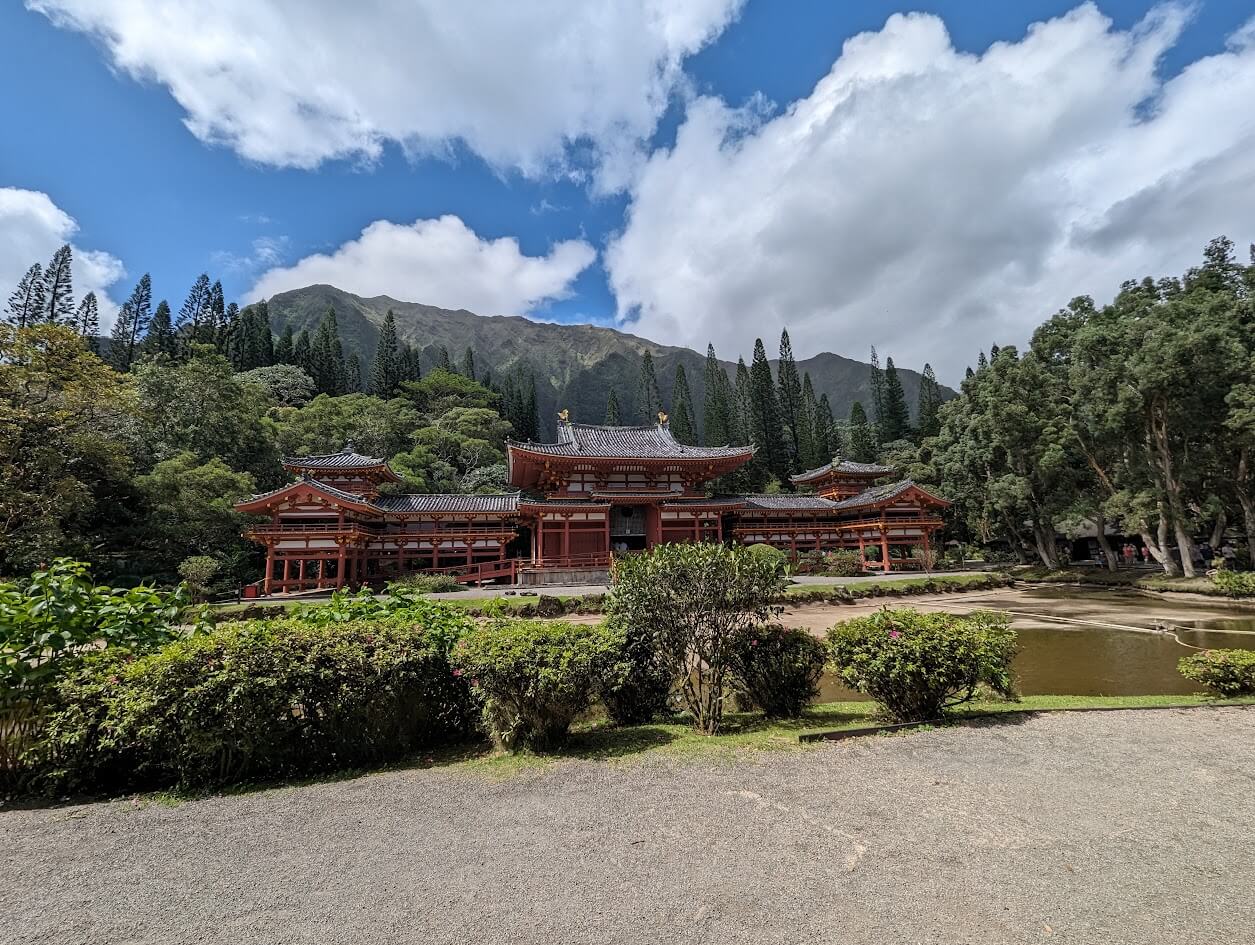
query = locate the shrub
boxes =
[1178,649,1255,696]
[0,559,200,789]
[598,616,674,725]
[827,608,1018,722]
[745,543,789,571]
[453,619,620,751]
[1211,570,1255,598]
[822,550,865,577]
[295,584,431,625]
[178,555,220,601]
[729,625,825,718]
[33,600,477,793]
[607,543,788,735]
[387,573,464,594]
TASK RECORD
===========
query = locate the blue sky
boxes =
[3,1,1254,380]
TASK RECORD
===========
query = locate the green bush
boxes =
[729,625,825,718]
[33,601,477,793]
[1178,649,1255,696]
[598,616,674,725]
[295,584,432,625]
[453,619,621,751]
[827,608,1018,722]
[745,543,790,572]
[1211,570,1255,598]
[607,543,788,734]
[388,573,464,594]
[0,559,201,789]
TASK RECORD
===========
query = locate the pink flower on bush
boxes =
[889,630,901,640]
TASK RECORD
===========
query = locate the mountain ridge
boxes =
[264,284,953,439]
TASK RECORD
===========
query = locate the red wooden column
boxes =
[298,558,306,589]
[603,510,611,557]
[562,514,571,564]
[281,557,290,590]
[263,543,275,595]
[880,515,891,572]
[857,533,867,570]
[922,529,932,572]
[336,541,347,588]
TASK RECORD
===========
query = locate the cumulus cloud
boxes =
[28,0,742,180]
[0,187,125,326]
[249,215,596,316]
[607,3,1255,382]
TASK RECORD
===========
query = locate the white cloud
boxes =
[607,3,1255,382]
[249,215,596,316]
[28,0,742,180]
[0,187,125,326]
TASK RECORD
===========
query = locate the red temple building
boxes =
[235,416,948,595]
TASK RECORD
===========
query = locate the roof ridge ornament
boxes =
[558,408,570,424]
[657,411,668,427]
[344,438,356,454]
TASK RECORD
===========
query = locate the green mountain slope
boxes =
[265,285,953,440]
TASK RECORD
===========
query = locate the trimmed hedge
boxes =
[1211,570,1255,598]
[32,603,477,793]
[453,619,622,751]
[1178,649,1255,696]
[729,626,826,718]
[827,608,1018,722]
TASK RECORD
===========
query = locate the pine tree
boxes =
[274,323,295,364]
[310,308,346,395]
[141,300,176,359]
[638,351,661,422]
[605,388,622,424]
[461,346,476,381]
[294,330,313,376]
[370,309,401,396]
[847,401,877,462]
[670,363,696,443]
[435,345,453,373]
[816,393,839,459]
[525,373,540,440]
[345,353,362,392]
[4,264,45,327]
[702,344,731,446]
[797,372,819,469]
[916,363,943,439]
[397,343,421,384]
[42,245,75,324]
[977,351,989,371]
[218,301,240,353]
[733,357,752,445]
[776,329,803,469]
[253,303,274,366]
[109,274,152,371]
[74,293,99,351]
[175,273,211,350]
[206,280,226,347]
[879,356,911,443]
[868,346,887,434]
[748,338,788,485]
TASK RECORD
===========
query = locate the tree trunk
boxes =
[1094,510,1117,572]
[1172,509,1197,578]
[1209,511,1227,552]
[1141,510,1180,576]
[1031,521,1058,570]
[1237,489,1255,566]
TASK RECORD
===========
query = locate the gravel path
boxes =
[4,707,1253,945]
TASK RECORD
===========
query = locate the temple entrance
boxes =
[610,505,648,552]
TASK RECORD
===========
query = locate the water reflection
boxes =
[814,587,1255,699]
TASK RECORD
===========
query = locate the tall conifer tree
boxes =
[435,345,453,373]
[916,363,943,439]
[847,401,877,462]
[311,308,346,395]
[638,351,661,422]
[868,346,887,434]
[294,329,312,377]
[109,274,152,371]
[4,264,44,327]
[748,338,787,485]
[605,389,621,424]
[345,353,362,393]
[397,343,420,383]
[370,309,400,396]
[461,346,476,381]
[74,293,99,351]
[141,300,176,359]
[176,273,211,348]
[797,372,819,469]
[880,356,911,443]
[733,358,752,444]
[816,393,839,460]
[275,323,295,364]
[776,329,803,468]
[671,363,696,443]
[42,245,75,324]
[702,344,731,446]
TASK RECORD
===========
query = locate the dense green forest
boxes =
[3,238,1251,587]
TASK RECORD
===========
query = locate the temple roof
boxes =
[282,441,391,470]
[790,458,895,484]
[373,494,520,514]
[739,494,839,511]
[509,422,754,460]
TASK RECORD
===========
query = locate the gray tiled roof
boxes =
[282,448,388,469]
[509,423,753,460]
[661,497,747,509]
[242,477,373,507]
[790,458,895,483]
[830,480,919,510]
[372,493,521,514]
[737,494,840,511]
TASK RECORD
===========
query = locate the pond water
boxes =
[811,586,1255,699]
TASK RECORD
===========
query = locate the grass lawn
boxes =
[783,572,1008,597]
[426,693,1255,778]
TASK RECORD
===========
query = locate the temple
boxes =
[235,415,948,594]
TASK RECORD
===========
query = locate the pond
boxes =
[810,586,1255,699]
